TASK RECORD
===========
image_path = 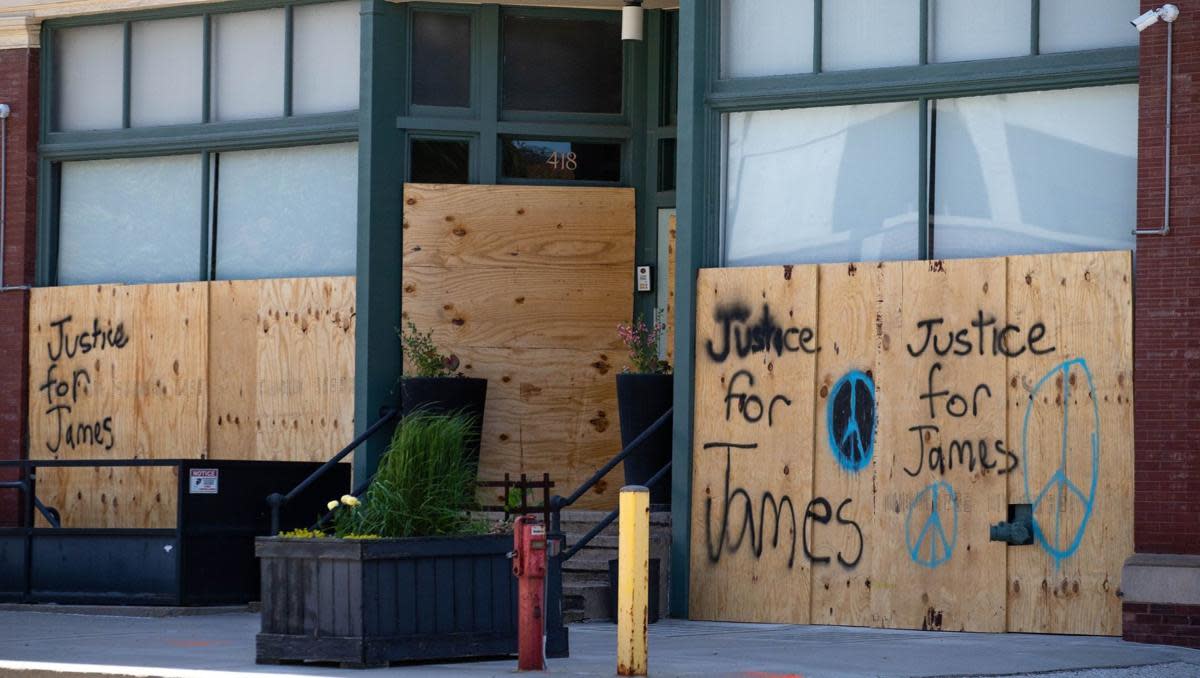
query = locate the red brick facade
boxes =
[1123,602,1200,648]
[1134,1,1200,557]
[0,46,38,526]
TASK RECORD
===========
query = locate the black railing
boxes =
[543,405,673,658]
[267,408,399,535]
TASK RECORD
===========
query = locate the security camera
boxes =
[1132,4,1180,32]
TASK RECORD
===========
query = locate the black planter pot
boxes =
[255,535,517,666]
[399,377,487,461]
[616,373,673,507]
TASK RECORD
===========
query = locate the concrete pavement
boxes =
[0,609,1196,677]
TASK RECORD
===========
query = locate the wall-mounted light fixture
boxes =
[1132,5,1181,236]
[622,1,644,41]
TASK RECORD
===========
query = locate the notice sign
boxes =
[189,468,219,495]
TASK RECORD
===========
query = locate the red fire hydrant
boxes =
[512,515,547,671]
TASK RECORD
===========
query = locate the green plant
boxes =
[399,321,461,378]
[617,311,672,375]
[345,411,486,539]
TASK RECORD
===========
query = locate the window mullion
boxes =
[122,22,132,129]
[919,0,929,66]
[283,5,294,117]
[812,0,822,74]
[1031,0,1041,56]
[202,14,212,124]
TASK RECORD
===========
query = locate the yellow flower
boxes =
[327,500,339,511]
[340,495,360,507]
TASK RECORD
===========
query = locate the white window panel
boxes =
[293,1,361,115]
[724,102,920,266]
[131,17,204,127]
[58,155,203,285]
[1040,0,1139,53]
[932,85,1138,259]
[931,0,1031,63]
[214,143,358,280]
[54,24,124,131]
[823,0,920,71]
[721,0,815,78]
[211,9,286,121]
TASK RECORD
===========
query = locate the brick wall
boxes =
[1123,602,1200,648]
[1134,1,1200,557]
[0,46,38,526]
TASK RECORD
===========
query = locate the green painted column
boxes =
[670,0,718,619]
[354,0,406,485]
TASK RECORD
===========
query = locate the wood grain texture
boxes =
[870,258,1008,633]
[402,184,635,510]
[28,277,356,528]
[1005,251,1133,636]
[689,251,1132,636]
[809,262,881,627]
[689,265,817,624]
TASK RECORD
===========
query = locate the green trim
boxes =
[917,98,929,259]
[202,14,212,124]
[122,22,132,129]
[707,47,1138,112]
[477,4,500,184]
[40,113,357,160]
[353,0,406,485]
[812,0,822,74]
[919,0,929,66]
[670,0,720,620]
[283,4,294,118]
[199,151,211,280]
[1031,0,1041,56]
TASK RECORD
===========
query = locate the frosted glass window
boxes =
[214,143,358,280]
[724,102,920,266]
[131,18,204,127]
[931,0,1031,63]
[211,9,285,121]
[931,85,1137,259]
[58,155,203,285]
[721,0,814,78]
[823,0,919,72]
[293,1,360,115]
[54,24,124,131]
[1040,0,1139,53]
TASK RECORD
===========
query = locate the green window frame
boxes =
[36,0,360,286]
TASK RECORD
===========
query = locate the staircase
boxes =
[557,509,671,623]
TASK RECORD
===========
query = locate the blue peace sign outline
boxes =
[904,481,958,569]
[1021,358,1100,566]
[826,370,876,472]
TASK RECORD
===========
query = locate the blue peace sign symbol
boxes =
[905,481,958,569]
[1022,358,1100,565]
[827,370,876,472]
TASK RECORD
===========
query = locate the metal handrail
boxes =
[267,408,399,535]
[550,406,672,513]
[559,459,670,562]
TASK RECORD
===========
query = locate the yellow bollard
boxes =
[617,485,649,676]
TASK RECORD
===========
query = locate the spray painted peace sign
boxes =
[1021,358,1100,565]
[905,481,958,569]
[827,370,876,472]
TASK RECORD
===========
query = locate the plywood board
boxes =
[689,265,817,624]
[253,277,356,462]
[810,262,881,627]
[1005,251,1133,636]
[402,183,635,509]
[402,183,636,269]
[29,277,357,528]
[869,258,1008,633]
[691,251,1132,634]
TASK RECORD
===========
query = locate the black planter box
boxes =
[616,373,673,506]
[399,377,488,461]
[256,534,517,667]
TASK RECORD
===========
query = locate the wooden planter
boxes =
[256,535,516,667]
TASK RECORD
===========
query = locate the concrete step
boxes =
[562,581,610,623]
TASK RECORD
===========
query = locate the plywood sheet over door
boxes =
[402,184,635,510]
[689,251,1133,636]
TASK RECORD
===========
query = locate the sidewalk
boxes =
[0,609,1196,678]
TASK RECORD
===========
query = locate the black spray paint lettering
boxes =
[905,312,1055,359]
[705,303,818,364]
[802,496,864,569]
[703,442,798,568]
[903,424,1018,477]
[919,362,994,420]
[724,369,792,426]
[38,315,128,454]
